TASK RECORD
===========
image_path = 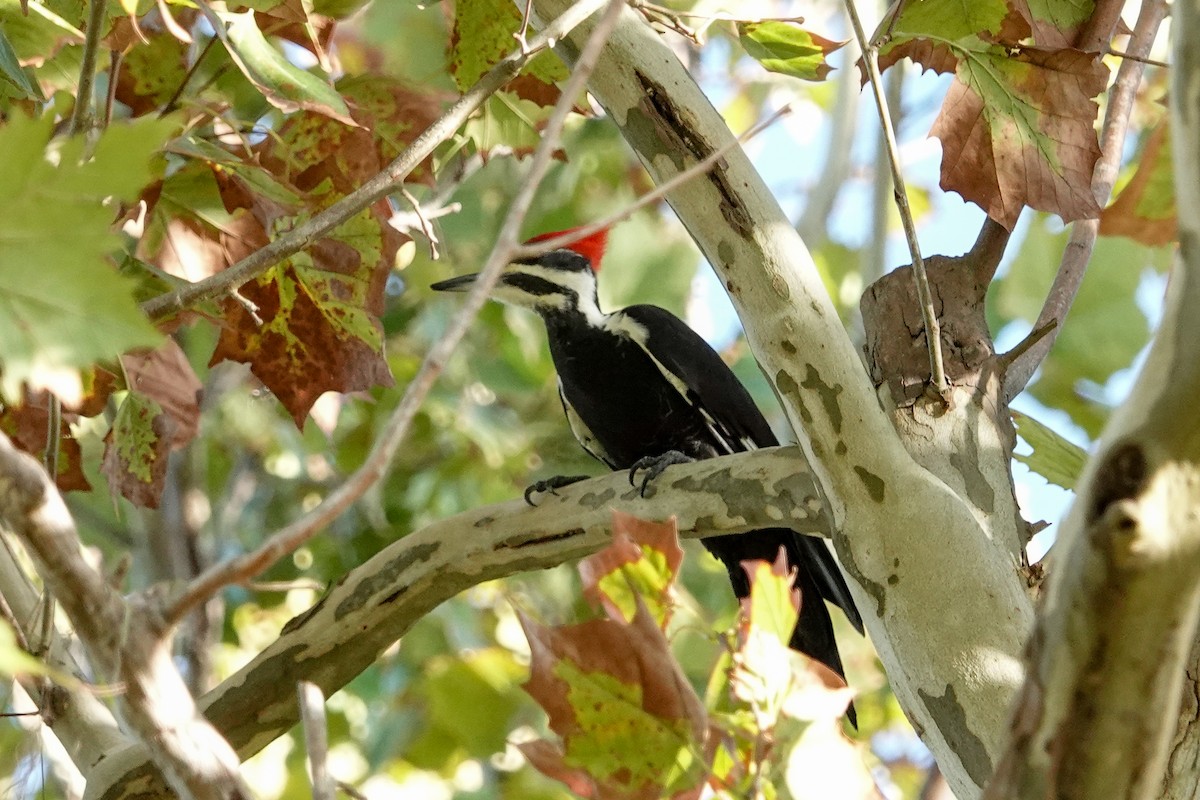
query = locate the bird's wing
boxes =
[558,379,621,469]
[612,305,778,452]
[615,305,863,634]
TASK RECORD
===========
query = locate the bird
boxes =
[432,226,863,723]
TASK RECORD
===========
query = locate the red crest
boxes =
[525,226,609,272]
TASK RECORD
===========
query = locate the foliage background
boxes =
[0,0,1175,797]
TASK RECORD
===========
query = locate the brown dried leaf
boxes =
[1099,118,1176,245]
[0,391,90,492]
[934,48,1109,228]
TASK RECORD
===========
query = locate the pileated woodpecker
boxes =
[432,227,863,721]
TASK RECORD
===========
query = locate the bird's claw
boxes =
[628,450,695,497]
[523,475,590,506]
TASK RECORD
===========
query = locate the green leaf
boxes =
[743,559,799,646]
[555,659,701,789]
[991,217,1172,436]
[0,0,84,64]
[214,8,355,124]
[449,0,566,91]
[737,21,845,81]
[0,24,39,98]
[460,91,553,158]
[0,113,168,404]
[1013,412,1088,490]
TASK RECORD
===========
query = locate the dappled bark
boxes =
[986,2,1200,796]
[529,2,1034,796]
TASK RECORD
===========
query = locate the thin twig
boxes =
[67,0,107,136]
[298,682,334,800]
[1105,47,1169,68]
[140,0,610,321]
[161,36,218,117]
[1002,0,1168,402]
[104,49,121,127]
[845,0,948,397]
[398,187,446,260]
[162,0,626,626]
[512,103,793,262]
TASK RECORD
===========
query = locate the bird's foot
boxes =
[629,450,695,497]
[524,475,590,506]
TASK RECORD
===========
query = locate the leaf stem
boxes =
[844,0,948,397]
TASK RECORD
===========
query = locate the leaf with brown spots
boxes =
[517,602,708,800]
[577,511,683,629]
[933,47,1108,228]
[208,228,396,427]
[144,77,445,424]
[1099,118,1176,245]
[101,391,172,508]
[875,0,1109,228]
[449,0,567,106]
[121,340,202,451]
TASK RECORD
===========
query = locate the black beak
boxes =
[430,273,479,292]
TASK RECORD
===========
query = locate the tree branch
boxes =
[0,433,249,800]
[82,448,830,800]
[985,3,1200,795]
[0,530,130,777]
[528,2,1034,796]
[1002,0,1168,401]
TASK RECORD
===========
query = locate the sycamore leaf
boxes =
[152,78,431,425]
[460,91,558,161]
[207,209,397,427]
[875,0,1107,228]
[121,340,202,451]
[1016,0,1100,48]
[113,30,188,115]
[518,604,708,800]
[102,391,171,508]
[934,47,1108,228]
[732,554,854,729]
[738,21,845,82]
[875,0,1031,75]
[1100,118,1176,246]
[1013,412,1088,490]
[578,511,683,628]
[214,8,355,124]
[449,0,566,105]
[0,113,167,405]
[731,554,800,728]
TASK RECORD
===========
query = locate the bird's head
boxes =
[431,226,608,316]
